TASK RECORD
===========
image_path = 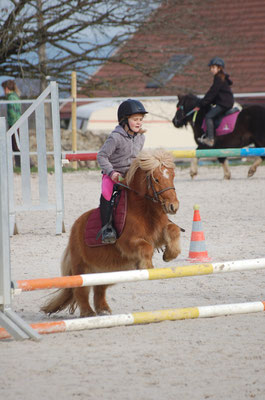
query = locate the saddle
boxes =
[84,189,127,247]
[202,107,240,136]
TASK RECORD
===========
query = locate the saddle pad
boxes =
[202,111,239,136]
[84,190,127,247]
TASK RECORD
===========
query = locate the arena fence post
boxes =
[51,81,65,234]
[7,81,65,236]
[0,117,41,340]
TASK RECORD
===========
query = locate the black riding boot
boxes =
[198,118,214,147]
[206,118,215,141]
[100,195,117,244]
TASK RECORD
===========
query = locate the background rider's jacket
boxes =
[199,72,234,110]
[97,125,145,177]
[7,92,21,127]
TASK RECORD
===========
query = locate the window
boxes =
[146,54,193,88]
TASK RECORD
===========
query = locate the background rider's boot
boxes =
[204,118,215,147]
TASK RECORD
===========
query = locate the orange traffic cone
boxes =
[188,204,211,262]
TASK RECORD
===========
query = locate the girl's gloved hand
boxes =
[111,171,123,183]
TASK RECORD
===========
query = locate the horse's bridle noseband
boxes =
[146,175,175,203]
[117,174,175,204]
[176,105,197,124]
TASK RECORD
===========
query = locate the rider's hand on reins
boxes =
[111,171,123,183]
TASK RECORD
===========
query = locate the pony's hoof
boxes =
[190,172,197,179]
[248,169,255,178]
[80,310,97,318]
[163,252,180,262]
[163,251,172,262]
[224,173,231,180]
[97,309,112,316]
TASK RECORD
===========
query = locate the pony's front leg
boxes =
[190,158,198,178]
[221,159,231,180]
[135,239,155,269]
[248,156,262,177]
[119,238,154,269]
[162,222,181,262]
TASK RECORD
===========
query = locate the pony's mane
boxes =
[178,93,198,103]
[187,93,198,100]
[126,149,175,185]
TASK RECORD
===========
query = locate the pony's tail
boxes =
[40,244,78,315]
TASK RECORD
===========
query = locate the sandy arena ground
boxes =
[1,162,265,400]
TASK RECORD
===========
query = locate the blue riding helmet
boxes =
[208,57,225,68]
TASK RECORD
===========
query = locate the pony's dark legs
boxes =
[248,156,263,177]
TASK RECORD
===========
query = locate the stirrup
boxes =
[199,133,206,140]
[101,224,117,244]
[198,136,214,147]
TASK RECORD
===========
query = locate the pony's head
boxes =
[126,149,179,214]
[172,93,199,128]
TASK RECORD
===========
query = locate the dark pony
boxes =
[41,149,181,317]
[172,93,265,179]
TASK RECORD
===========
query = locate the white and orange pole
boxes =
[1,301,265,339]
[12,258,265,293]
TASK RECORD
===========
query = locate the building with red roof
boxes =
[86,0,265,104]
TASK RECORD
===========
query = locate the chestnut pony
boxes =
[41,149,181,318]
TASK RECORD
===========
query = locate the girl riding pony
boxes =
[97,99,148,243]
[197,57,234,147]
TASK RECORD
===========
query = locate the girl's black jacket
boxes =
[199,72,234,110]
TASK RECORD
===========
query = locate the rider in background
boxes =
[197,57,234,147]
[2,79,22,167]
[97,99,148,244]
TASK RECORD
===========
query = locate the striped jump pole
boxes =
[12,258,265,293]
[64,153,97,161]
[62,148,265,162]
[1,300,264,339]
[171,147,265,159]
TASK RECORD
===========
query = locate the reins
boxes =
[116,178,185,232]
[116,176,175,204]
[146,175,175,203]
[177,106,198,124]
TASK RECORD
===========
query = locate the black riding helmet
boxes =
[118,99,148,123]
[208,57,225,68]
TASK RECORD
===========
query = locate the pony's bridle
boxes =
[117,174,186,231]
[176,105,197,124]
[146,175,175,203]
[117,175,175,204]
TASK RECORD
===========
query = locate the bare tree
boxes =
[0,0,160,93]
